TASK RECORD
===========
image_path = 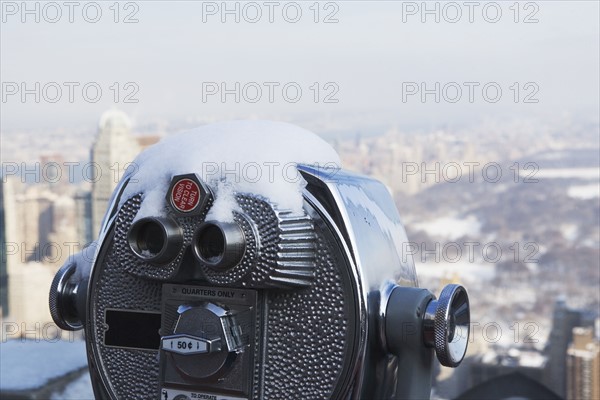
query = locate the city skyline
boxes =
[1,0,599,397]
[1,108,599,399]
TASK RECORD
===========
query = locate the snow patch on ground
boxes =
[0,340,88,391]
[568,184,599,200]
[413,215,482,240]
[560,224,579,242]
[51,370,94,400]
[416,261,495,282]
[522,168,599,180]
[120,120,341,222]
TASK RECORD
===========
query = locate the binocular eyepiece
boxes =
[48,121,470,400]
[127,217,247,271]
[192,221,246,270]
[128,217,183,264]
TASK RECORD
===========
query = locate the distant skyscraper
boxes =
[13,186,56,264]
[545,298,595,398]
[567,327,600,400]
[40,154,66,193]
[0,180,8,318]
[47,194,78,268]
[1,178,18,286]
[0,178,54,327]
[91,110,140,237]
[74,190,93,246]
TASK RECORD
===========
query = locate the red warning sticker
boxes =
[170,178,201,212]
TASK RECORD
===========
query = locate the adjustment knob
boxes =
[423,284,470,367]
[49,255,89,331]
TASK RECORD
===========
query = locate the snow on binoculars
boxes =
[49,121,470,400]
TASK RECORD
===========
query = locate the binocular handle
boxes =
[49,253,90,331]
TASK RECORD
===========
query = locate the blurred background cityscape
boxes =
[1,1,599,399]
[1,108,598,399]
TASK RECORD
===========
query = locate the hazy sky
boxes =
[1,1,599,131]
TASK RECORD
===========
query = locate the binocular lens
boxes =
[137,220,166,255]
[193,221,246,270]
[128,217,183,263]
[196,224,226,263]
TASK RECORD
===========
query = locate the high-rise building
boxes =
[47,194,79,268]
[0,180,8,318]
[90,110,141,237]
[40,154,67,192]
[74,189,93,246]
[567,327,600,400]
[6,261,55,331]
[1,178,18,280]
[13,186,57,264]
[90,110,161,238]
[0,177,56,327]
[545,298,596,398]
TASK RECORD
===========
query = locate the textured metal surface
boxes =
[434,288,452,367]
[90,196,162,398]
[113,193,316,290]
[117,195,208,281]
[185,193,317,289]
[298,165,419,400]
[89,189,354,399]
[200,212,258,284]
[262,219,353,399]
[85,163,420,400]
[236,194,317,289]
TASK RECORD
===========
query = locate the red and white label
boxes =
[171,178,201,212]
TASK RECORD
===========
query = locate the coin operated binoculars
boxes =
[49,122,470,399]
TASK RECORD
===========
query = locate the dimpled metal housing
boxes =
[53,162,423,399]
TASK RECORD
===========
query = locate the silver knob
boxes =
[49,259,83,330]
[49,253,91,331]
[423,284,470,367]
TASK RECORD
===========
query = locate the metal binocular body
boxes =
[50,123,470,399]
